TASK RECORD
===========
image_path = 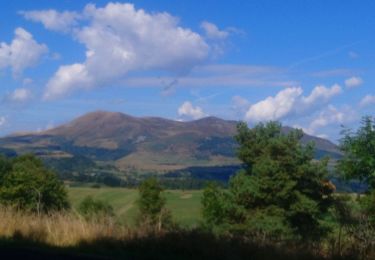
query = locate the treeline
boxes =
[68,172,225,190]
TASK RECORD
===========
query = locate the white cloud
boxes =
[20,9,80,32]
[301,84,342,106]
[44,63,92,100]
[344,76,363,88]
[178,101,206,120]
[200,21,229,40]
[0,28,48,76]
[245,87,303,122]
[360,95,375,107]
[38,3,211,99]
[306,105,355,134]
[8,88,32,102]
[245,84,342,122]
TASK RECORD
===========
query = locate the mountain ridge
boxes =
[0,111,340,175]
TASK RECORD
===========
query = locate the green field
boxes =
[68,187,203,227]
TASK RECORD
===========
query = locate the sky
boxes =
[0,0,374,141]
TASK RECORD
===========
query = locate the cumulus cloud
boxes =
[27,3,212,99]
[0,28,48,76]
[245,84,342,122]
[178,101,206,120]
[360,95,375,107]
[245,87,303,122]
[306,105,357,137]
[20,9,80,32]
[8,88,32,102]
[301,84,341,106]
[344,76,363,88]
[308,106,345,131]
[200,21,229,40]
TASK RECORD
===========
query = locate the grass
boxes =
[0,208,344,260]
[68,187,203,227]
[0,190,368,259]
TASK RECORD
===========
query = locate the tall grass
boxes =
[0,207,126,247]
[0,207,368,259]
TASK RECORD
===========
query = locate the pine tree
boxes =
[202,121,335,241]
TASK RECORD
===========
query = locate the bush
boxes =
[78,196,114,220]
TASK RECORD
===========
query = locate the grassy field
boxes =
[68,187,203,227]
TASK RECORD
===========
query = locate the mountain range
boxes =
[0,111,341,176]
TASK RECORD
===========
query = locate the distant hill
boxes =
[0,111,341,175]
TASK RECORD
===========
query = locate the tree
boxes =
[137,178,172,230]
[337,116,375,190]
[0,154,69,213]
[201,182,228,226]
[0,155,12,184]
[202,121,335,241]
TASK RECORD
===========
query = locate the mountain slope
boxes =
[0,111,341,174]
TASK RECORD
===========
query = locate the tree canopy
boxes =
[337,116,375,190]
[0,154,69,213]
[202,121,335,241]
[137,178,172,230]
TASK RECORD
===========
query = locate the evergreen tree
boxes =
[337,116,375,190]
[202,121,335,241]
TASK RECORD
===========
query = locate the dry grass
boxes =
[0,207,368,259]
[0,207,129,247]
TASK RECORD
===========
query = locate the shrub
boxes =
[78,196,114,220]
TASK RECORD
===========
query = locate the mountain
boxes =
[0,111,341,176]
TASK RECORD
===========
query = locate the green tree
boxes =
[137,178,172,230]
[0,154,69,213]
[0,155,12,184]
[201,182,228,226]
[337,116,375,190]
[202,122,335,241]
[78,195,114,220]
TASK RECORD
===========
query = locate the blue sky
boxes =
[0,0,374,141]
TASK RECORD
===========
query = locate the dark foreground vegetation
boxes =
[0,117,374,259]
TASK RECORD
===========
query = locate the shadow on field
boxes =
[0,230,358,260]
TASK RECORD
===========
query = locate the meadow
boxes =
[68,187,203,227]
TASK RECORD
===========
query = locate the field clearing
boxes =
[68,187,203,226]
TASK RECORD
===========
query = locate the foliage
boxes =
[42,155,96,175]
[0,154,69,213]
[78,195,114,220]
[137,178,172,230]
[337,116,375,190]
[201,182,228,226]
[202,121,335,241]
